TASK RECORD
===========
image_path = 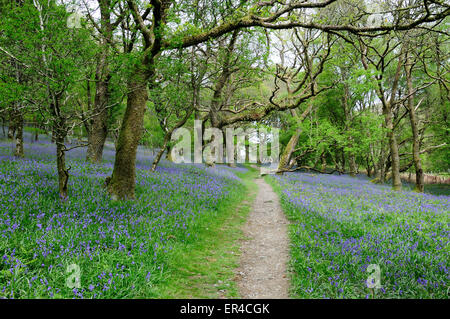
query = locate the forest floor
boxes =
[235,177,290,298]
[157,168,258,298]
[266,172,449,298]
[1,132,448,299]
[0,133,260,298]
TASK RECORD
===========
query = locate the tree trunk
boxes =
[32,116,39,142]
[56,135,69,199]
[154,106,194,170]
[369,144,378,178]
[1,116,5,137]
[360,41,402,190]
[7,114,16,140]
[86,75,110,163]
[152,146,166,172]
[375,139,387,183]
[152,134,170,171]
[107,70,148,200]
[366,157,372,177]
[85,0,112,164]
[277,106,314,172]
[165,144,173,161]
[334,150,343,173]
[372,165,378,179]
[321,152,327,172]
[14,112,24,158]
[277,128,301,172]
[245,143,250,163]
[51,127,56,143]
[384,107,402,190]
[343,83,357,177]
[224,128,237,167]
[405,53,424,192]
[379,46,404,190]
[348,153,357,177]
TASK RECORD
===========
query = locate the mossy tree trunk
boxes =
[348,153,357,176]
[105,0,173,199]
[107,69,149,200]
[277,105,314,172]
[152,138,169,172]
[86,0,114,164]
[165,144,173,161]
[277,128,301,172]
[86,74,110,163]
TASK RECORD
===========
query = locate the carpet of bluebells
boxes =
[0,133,247,298]
[269,173,449,299]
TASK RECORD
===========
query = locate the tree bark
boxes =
[152,139,169,172]
[86,0,113,164]
[376,55,403,190]
[106,0,172,199]
[341,151,346,172]
[7,112,16,140]
[348,153,357,176]
[56,135,69,199]
[14,112,24,158]
[321,151,327,172]
[364,153,373,177]
[34,120,39,142]
[277,105,314,172]
[51,127,56,143]
[384,106,402,190]
[107,69,149,200]
[375,140,387,183]
[342,82,357,177]
[86,74,110,163]
[224,127,236,167]
[165,144,173,161]
[278,128,301,171]
[405,52,424,192]
[1,116,5,137]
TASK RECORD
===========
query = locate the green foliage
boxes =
[142,102,165,149]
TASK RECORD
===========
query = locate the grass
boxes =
[156,167,259,298]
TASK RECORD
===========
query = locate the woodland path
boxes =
[235,177,290,298]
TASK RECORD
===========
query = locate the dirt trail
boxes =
[236,177,290,298]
